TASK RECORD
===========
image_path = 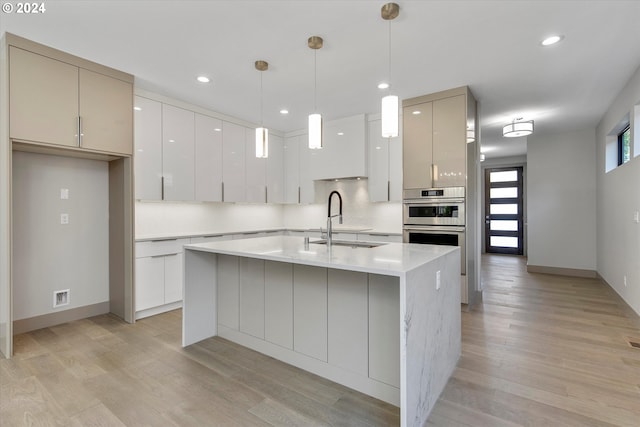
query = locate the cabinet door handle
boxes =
[221,182,225,202]
[387,180,391,201]
[298,186,301,204]
[161,176,165,200]
[77,116,82,146]
[265,186,268,203]
[151,238,178,242]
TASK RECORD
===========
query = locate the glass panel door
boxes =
[485,167,524,255]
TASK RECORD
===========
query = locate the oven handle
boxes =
[403,198,465,205]
[403,226,465,233]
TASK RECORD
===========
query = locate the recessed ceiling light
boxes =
[541,35,564,46]
[378,82,390,89]
[280,109,289,115]
[412,110,421,115]
[133,106,141,111]
[214,128,221,132]
[337,132,344,136]
[197,76,211,83]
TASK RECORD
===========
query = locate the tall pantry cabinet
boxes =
[0,33,135,358]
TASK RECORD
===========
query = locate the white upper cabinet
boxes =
[299,135,316,204]
[266,134,284,203]
[368,118,402,202]
[312,114,367,180]
[195,114,223,202]
[245,128,267,203]
[403,102,434,190]
[222,121,246,202]
[162,104,195,201]
[403,87,473,190]
[283,134,300,204]
[134,96,163,200]
[432,95,466,187]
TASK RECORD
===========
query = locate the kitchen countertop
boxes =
[184,235,457,276]
[136,227,401,242]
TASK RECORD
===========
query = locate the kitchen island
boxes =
[182,235,460,426]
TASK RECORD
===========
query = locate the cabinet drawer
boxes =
[136,238,190,258]
[190,235,227,244]
[357,233,402,243]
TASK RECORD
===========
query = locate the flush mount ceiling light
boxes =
[196,76,210,83]
[381,2,400,138]
[308,35,324,149]
[541,35,564,46]
[255,60,269,158]
[503,118,534,138]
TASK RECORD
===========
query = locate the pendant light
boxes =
[308,36,323,149]
[381,3,400,138]
[503,118,534,138]
[255,60,269,158]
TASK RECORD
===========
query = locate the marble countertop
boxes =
[136,227,401,242]
[185,235,458,276]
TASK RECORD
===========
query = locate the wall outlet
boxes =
[436,270,441,290]
[60,188,69,200]
[60,213,69,225]
[53,289,70,308]
[624,275,627,287]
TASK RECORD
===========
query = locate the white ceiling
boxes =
[2,0,640,159]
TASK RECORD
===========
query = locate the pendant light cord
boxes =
[388,19,392,94]
[314,49,317,112]
[260,70,264,126]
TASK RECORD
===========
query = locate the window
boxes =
[618,125,631,165]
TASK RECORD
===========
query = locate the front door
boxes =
[484,167,524,255]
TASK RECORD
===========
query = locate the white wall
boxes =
[527,129,597,271]
[12,152,109,320]
[596,64,640,316]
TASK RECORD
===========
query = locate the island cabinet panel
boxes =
[264,261,293,349]
[327,270,368,376]
[239,258,265,339]
[217,255,240,330]
[369,274,400,388]
[293,265,328,361]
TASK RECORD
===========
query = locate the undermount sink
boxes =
[309,239,385,249]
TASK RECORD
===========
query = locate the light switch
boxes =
[60,213,69,225]
[60,188,69,200]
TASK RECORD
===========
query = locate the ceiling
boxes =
[2,0,640,159]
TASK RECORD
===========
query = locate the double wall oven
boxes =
[403,187,465,274]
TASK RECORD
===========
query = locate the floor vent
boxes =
[627,339,640,349]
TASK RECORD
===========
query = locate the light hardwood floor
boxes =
[1,254,639,426]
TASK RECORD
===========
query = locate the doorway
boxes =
[484,167,524,255]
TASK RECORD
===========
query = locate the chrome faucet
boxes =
[326,190,343,246]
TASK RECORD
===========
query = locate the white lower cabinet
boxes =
[293,265,328,361]
[264,261,293,349]
[328,270,368,376]
[135,238,189,319]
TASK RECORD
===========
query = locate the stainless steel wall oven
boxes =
[403,187,465,274]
